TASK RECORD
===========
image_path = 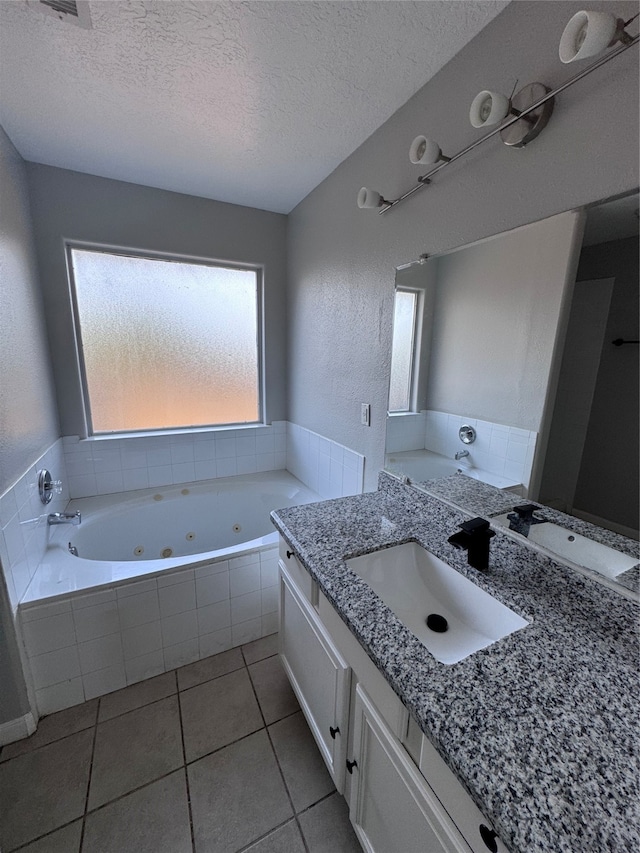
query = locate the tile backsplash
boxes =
[285,422,364,498]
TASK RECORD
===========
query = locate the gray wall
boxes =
[25,164,288,437]
[573,236,639,532]
[0,125,52,723]
[426,212,582,429]
[286,1,639,491]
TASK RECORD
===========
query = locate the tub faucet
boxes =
[448,517,495,571]
[454,449,469,461]
[48,511,81,526]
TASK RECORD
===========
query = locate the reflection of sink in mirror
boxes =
[492,513,639,580]
[346,543,529,665]
[385,449,523,492]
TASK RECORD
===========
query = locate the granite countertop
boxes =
[415,473,640,594]
[271,473,640,853]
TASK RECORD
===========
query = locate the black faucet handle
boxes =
[512,503,539,519]
[459,517,495,538]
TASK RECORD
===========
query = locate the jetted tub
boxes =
[384,449,523,490]
[22,470,321,604]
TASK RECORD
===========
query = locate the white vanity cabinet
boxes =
[279,545,351,792]
[278,538,509,853]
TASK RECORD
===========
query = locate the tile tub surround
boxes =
[270,475,640,852]
[415,474,640,594]
[0,637,361,853]
[18,546,282,716]
[0,438,70,609]
[62,422,289,499]
[62,420,364,501]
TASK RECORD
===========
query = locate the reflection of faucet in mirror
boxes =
[454,449,469,461]
[385,191,639,558]
[506,504,547,537]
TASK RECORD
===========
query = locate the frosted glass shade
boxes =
[357,187,383,209]
[559,11,618,63]
[409,136,443,165]
[70,249,260,432]
[469,90,511,128]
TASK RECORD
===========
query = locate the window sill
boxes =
[80,423,270,442]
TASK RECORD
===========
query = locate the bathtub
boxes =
[22,470,321,605]
[384,449,522,490]
[19,470,324,712]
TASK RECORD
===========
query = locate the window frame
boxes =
[388,286,423,415]
[64,240,265,438]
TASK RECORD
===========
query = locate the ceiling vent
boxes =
[26,0,92,29]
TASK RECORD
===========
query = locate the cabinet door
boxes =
[279,562,351,793]
[349,685,469,853]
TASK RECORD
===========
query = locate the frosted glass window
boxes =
[69,248,261,433]
[388,289,417,412]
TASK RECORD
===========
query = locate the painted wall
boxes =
[573,236,639,532]
[25,164,288,437]
[0,125,55,724]
[286,1,639,491]
[427,212,582,429]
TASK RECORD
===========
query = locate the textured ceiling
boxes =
[0,1,507,213]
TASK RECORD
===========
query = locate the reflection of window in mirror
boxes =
[389,288,420,412]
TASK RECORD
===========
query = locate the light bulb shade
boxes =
[409,136,442,165]
[357,187,382,209]
[559,10,618,63]
[469,90,511,128]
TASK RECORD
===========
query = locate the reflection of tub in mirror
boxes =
[385,191,639,545]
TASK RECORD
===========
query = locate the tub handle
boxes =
[286,550,294,559]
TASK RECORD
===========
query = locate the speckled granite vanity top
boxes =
[271,473,640,853]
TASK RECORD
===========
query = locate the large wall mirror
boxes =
[385,192,639,560]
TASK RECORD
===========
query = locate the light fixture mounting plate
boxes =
[500,82,554,148]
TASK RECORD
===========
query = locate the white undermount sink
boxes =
[346,542,528,665]
[492,514,639,580]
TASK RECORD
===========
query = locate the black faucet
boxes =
[448,517,495,571]
[506,503,547,537]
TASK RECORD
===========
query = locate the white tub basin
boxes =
[493,514,639,580]
[346,543,528,665]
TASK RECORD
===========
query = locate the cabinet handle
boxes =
[479,824,498,853]
[286,550,294,559]
[346,758,358,774]
[329,726,340,739]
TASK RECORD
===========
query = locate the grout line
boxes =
[175,670,197,853]
[7,816,84,852]
[235,817,302,853]
[294,789,337,817]
[246,661,311,853]
[78,696,101,852]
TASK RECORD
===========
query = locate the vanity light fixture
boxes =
[409,136,451,165]
[357,9,638,215]
[357,187,391,209]
[559,10,637,63]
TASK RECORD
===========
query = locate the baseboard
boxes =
[0,711,37,747]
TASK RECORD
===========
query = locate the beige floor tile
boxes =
[244,820,306,853]
[88,695,183,810]
[12,820,82,853]
[269,711,335,812]
[0,729,93,851]
[98,671,176,722]
[83,770,192,853]
[0,700,98,762]
[242,632,279,665]
[248,654,300,724]
[180,667,263,762]
[177,646,244,691]
[188,729,292,853]
[298,792,361,853]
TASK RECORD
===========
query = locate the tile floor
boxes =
[0,634,362,853]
